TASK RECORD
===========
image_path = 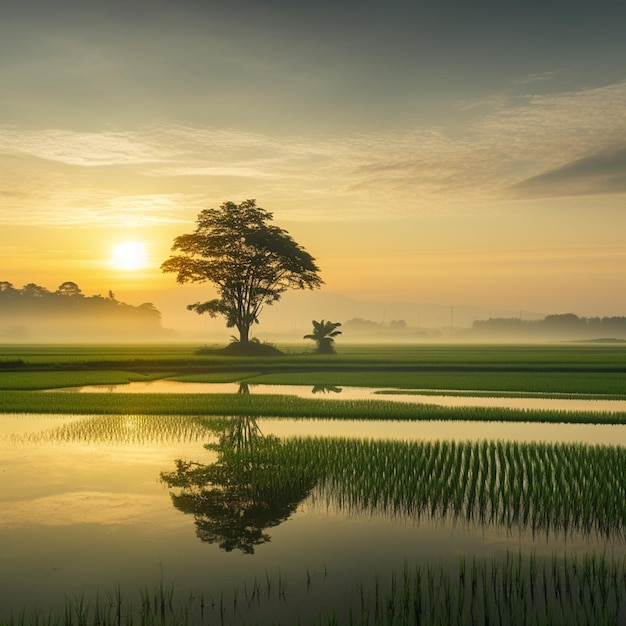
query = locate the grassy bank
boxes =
[1,343,625,396]
[1,342,626,372]
[1,391,626,424]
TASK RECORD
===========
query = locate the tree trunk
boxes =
[238,324,250,344]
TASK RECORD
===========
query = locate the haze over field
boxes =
[1,0,625,341]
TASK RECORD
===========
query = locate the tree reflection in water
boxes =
[311,384,342,394]
[238,381,342,395]
[237,381,253,394]
[160,414,317,554]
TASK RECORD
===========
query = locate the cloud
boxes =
[1,79,625,226]
[342,81,626,208]
[509,146,626,198]
[0,126,169,166]
[154,166,279,178]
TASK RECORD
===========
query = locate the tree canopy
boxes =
[161,199,323,343]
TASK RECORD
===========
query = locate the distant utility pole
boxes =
[451,306,454,330]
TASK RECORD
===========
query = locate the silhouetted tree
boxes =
[56,281,83,297]
[21,283,50,298]
[161,199,323,344]
[304,319,342,354]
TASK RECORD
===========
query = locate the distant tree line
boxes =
[471,314,626,339]
[0,280,166,341]
[341,314,626,341]
[342,317,434,338]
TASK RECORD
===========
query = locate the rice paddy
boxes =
[1,343,625,624]
[5,552,625,625]
[155,419,626,545]
[2,390,626,424]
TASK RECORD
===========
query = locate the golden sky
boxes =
[1,0,625,334]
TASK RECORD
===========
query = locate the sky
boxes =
[1,0,625,336]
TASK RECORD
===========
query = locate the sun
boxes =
[111,241,148,271]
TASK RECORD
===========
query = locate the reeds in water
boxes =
[6,552,623,625]
[334,551,626,626]
[276,436,626,540]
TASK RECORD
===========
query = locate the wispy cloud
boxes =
[513,71,562,85]
[0,126,168,166]
[509,146,626,198]
[1,80,625,226]
[343,80,626,208]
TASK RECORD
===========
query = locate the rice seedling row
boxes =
[2,391,625,424]
[207,434,626,539]
[12,413,222,446]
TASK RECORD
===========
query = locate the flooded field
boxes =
[1,411,625,624]
[48,379,626,413]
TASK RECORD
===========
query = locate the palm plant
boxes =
[304,319,342,354]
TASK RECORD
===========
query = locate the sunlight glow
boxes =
[111,241,148,271]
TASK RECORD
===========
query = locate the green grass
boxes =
[232,370,626,395]
[2,343,626,396]
[1,391,626,423]
[2,342,625,425]
[0,370,164,390]
[2,367,624,395]
[168,371,259,384]
[1,342,625,371]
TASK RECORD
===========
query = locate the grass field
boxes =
[1,391,625,424]
[1,342,626,370]
[1,343,625,395]
[1,343,625,422]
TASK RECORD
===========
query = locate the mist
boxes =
[3,280,625,345]
[0,280,172,343]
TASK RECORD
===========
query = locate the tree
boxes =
[21,283,50,298]
[304,319,342,354]
[56,281,83,297]
[161,199,323,344]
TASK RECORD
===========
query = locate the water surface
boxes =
[49,380,626,413]
[1,412,624,624]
